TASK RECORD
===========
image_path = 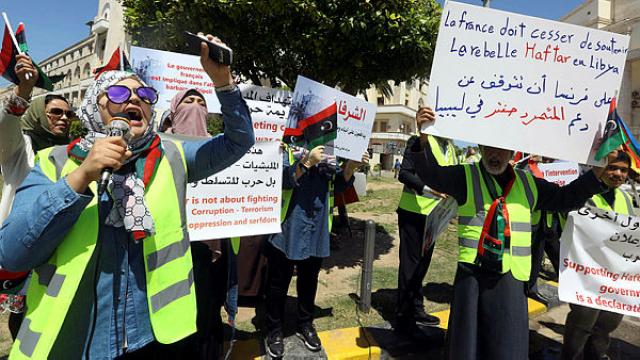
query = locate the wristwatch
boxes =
[214,83,237,93]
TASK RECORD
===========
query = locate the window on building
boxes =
[377,96,384,106]
[74,66,81,80]
[380,121,388,132]
[83,63,91,79]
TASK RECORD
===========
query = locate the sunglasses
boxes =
[47,108,76,118]
[106,85,158,105]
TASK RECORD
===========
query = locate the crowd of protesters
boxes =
[0,32,634,360]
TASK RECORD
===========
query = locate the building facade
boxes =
[33,0,127,108]
[364,80,430,170]
[562,0,640,138]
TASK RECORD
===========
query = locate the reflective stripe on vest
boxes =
[397,135,458,215]
[280,146,334,231]
[587,189,634,215]
[12,140,196,359]
[457,163,538,281]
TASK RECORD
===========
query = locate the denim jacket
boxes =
[0,88,254,359]
[269,151,353,260]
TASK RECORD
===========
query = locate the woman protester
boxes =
[0,34,254,359]
[0,54,73,339]
[163,88,231,359]
[263,145,368,358]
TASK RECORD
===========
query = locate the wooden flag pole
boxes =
[2,12,30,80]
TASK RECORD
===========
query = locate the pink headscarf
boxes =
[165,89,210,137]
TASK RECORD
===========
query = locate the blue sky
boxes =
[5,1,587,64]
[0,0,98,63]
[436,0,586,21]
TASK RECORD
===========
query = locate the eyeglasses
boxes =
[106,85,158,105]
[47,108,77,119]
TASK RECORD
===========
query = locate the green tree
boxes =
[122,0,441,95]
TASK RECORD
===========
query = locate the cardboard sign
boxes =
[424,2,630,165]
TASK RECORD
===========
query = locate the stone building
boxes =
[32,0,127,108]
[562,0,640,138]
[363,81,430,170]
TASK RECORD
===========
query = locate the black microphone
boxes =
[97,113,131,196]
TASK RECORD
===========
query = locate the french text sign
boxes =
[537,161,580,186]
[559,206,640,318]
[425,2,630,165]
[131,46,222,112]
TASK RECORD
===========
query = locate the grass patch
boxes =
[347,187,402,214]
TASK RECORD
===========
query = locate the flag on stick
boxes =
[93,46,131,79]
[0,16,59,90]
[595,97,640,173]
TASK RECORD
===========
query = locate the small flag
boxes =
[595,97,640,173]
[0,22,59,91]
[283,103,338,150]
[93,46,131,79]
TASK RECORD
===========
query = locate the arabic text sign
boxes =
[288,76,376,161]
[131,46,221,113]
[559,206,640,318]
[186,92,288,240]
[425,2,630,165]
[537,161,580,186]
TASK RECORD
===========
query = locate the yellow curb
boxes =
[528,298,548,316]
[432,309,451,330]
[319,327,381,360]
[545,280,559,287]
[226,298,551,359]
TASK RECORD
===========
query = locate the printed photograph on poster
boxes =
[131,46,222,112]
[186,87,289,240]
[424,2,630,165]
[285,75,376,161]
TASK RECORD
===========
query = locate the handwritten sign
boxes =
[537,161,580,186]
[424,2,630,165]
[289,76,376,161]
[559,206,640,318]
[131,46,222,112]
[186,88,288,240]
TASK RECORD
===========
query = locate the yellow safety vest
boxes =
[280,146,334,231]
[457,163,538,281]
[11,140,197,359]
[587,188,634,215]
[397,135,458,215]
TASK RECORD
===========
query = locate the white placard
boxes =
[537,161,580,186]
[559,206,640,318]
[288,76,376,161]
[131,46,222,113]
[425,2,630,165]
[185,89,289,240]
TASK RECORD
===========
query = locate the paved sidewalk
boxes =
[226,281,639,359]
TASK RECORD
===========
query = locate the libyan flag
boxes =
[0,22,60,91]
[595,98,638,162]
[283,102,338,150]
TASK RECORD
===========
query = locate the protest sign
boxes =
[186,87,288,240]
[131,46,221,112]
[537,161,580,186]
[424,2,630,165]
[287,76,376,161]
[559,206,640,318]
